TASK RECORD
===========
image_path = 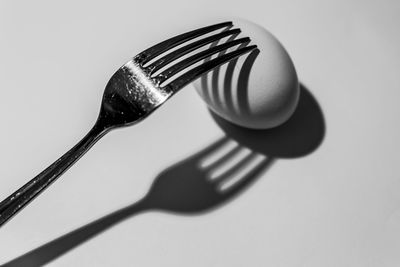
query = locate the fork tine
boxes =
[195,137,230,162]
[156,38,252,85]
[214,153,258,185]
[206,146,242,172]
[199,29,238,103]
[146,29,241,75]
[210,34,246,109]
[165,45,257,91]
[135,21,233,65]
[225,158,273,196]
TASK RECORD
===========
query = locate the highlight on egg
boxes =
[194,19,299,129]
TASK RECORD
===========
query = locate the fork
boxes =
[0,21,257,227]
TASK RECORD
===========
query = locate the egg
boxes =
[194,19,299,129]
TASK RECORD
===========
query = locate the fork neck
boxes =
[98,61,174,129]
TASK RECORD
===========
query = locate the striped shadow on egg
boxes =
[194,19,300,129]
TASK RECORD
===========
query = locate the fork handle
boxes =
[0,123,108,227]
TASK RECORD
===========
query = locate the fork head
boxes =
[97,22,257,128]
[143,138,272,213]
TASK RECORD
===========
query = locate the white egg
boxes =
[194,19,299,129]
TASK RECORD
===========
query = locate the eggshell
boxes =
[194,19,299,129]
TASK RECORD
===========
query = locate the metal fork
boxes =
[0,21,257,227]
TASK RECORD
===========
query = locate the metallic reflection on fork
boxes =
[0,21,257,227]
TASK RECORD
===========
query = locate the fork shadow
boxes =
[2,86,324,267]
[2,41,325,267]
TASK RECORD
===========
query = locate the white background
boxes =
[1,0,400,266]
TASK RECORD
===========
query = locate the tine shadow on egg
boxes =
[194,19,300,130]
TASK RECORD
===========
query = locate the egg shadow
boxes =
[200,35,325,158]
[1,41,325,266]
[211,85,325,159]
[199,34,325,157]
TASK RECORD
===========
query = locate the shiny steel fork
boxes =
[0,21,257,227]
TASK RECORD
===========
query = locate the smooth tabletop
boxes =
[1,0,399,266]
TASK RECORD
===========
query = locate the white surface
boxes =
[1,0,400,266]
